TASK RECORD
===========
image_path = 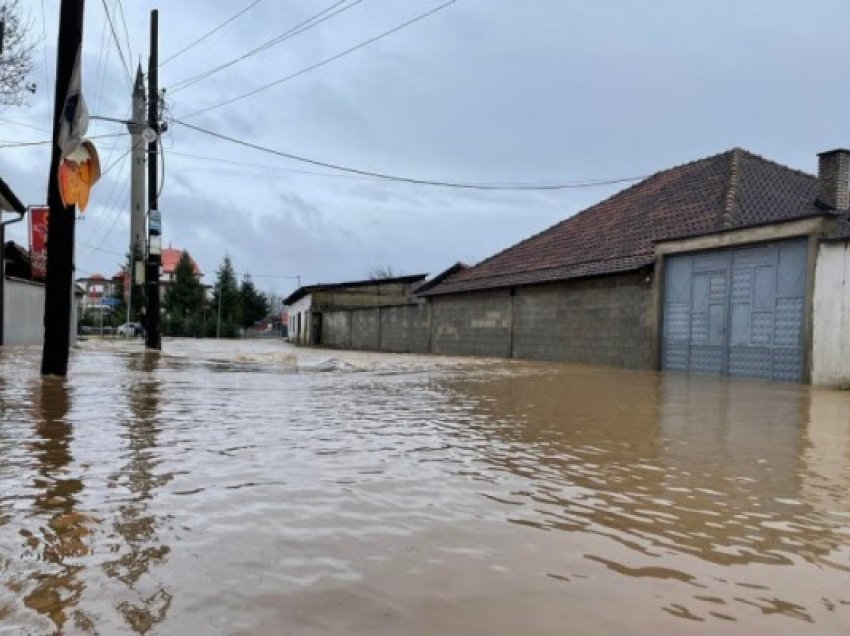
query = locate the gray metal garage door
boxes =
[662,239,808,381]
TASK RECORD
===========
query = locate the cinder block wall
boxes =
[316,272,655,369]
[512,273,654,368]
[321,311,350,348]
[380,304,430,353]
[430,290,512,357]
[349,309,380,350]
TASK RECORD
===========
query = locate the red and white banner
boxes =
[29,206,49,280]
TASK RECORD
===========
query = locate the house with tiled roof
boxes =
[317,147,850,386]
[159,247,203,301]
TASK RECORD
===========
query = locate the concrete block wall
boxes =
[380,304,431,353]
[430,290,513,357]
[317,272,656,369]
[321,311,350,348]
[349,309,380,350]
[513,274,654,368]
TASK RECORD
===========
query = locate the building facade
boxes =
[316,148,850,387]
[283,275,427,346]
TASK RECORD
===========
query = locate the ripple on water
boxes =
[0,339,848,634]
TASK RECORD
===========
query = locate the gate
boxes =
[662,239,807,381]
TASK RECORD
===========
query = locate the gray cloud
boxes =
[2,0,849,297]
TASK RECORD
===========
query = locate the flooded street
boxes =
[1,339,849,635]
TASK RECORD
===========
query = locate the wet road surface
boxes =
[1,338,849,634]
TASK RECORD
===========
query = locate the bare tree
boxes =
[0,1,36,107]
[368,265,398,280]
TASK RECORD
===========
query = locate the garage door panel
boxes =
[730,303,752,345]
[778,242,807,297]
[729,347,774,379]
[662,239,806,382]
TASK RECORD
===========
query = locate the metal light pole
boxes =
[216,283,222,339]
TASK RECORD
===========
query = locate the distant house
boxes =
[283,274,427,345]
[76,273,117,314]
[160,247,203,300]
[318,148,850,386]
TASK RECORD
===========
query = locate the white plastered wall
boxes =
[813,243,850,387]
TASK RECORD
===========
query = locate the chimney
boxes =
[817,148,850,211]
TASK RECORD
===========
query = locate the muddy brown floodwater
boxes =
[1,339,849,634]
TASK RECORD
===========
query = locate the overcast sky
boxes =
[2,0,850,297]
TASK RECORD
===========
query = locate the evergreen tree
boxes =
[164,251,205,336]
[210,255,241,337]
[239,274,269,328]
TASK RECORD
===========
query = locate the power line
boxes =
[168,0,360,94]
[160,0,264,67]
[100,0,132,87]
[116,0,134,69]
[165,149,379,181]
[0,117,51,133]
[173,119,648,191]
[181,0,453,117]
[0,132,127,150]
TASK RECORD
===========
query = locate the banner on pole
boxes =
[29,206,49,280]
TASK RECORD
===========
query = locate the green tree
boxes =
[239,274,269,328]
[164,251,205,335]
[210,255,240,337]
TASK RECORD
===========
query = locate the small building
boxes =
[1,178,81,346]
[160,247,203,301]
[318,148,850,386]
[420,147,850,385]
[76,273,116,314]
[283,274,426,345]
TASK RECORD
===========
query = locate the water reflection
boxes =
[103,351,173,633]
[446,366,850,624]
[22,377,95,632]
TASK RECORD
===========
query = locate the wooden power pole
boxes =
[145,9,161,350]
[41,0,85,376]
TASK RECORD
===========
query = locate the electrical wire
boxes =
[180,0,454,117]
[100,0,133,87]
[89,3,113,137]
[0,117,51,133]
[165,149,378,181]
[173,119,648,191]
[39,0,51,113]
[0,132,128,150]
[116,0,134,69]
[168,0,360,94]
[160,0,264,67]
[86,158,132,252]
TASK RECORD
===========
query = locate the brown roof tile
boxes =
[423,148,823,296]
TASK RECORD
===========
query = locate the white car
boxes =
[117,322,143,338]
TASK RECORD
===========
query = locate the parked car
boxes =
[117,322,144,338]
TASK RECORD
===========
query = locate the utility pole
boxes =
[42,0,85,376]
[128,65,146,325]
[145,9,161,350]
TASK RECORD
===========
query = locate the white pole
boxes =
[216,283,222,339]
